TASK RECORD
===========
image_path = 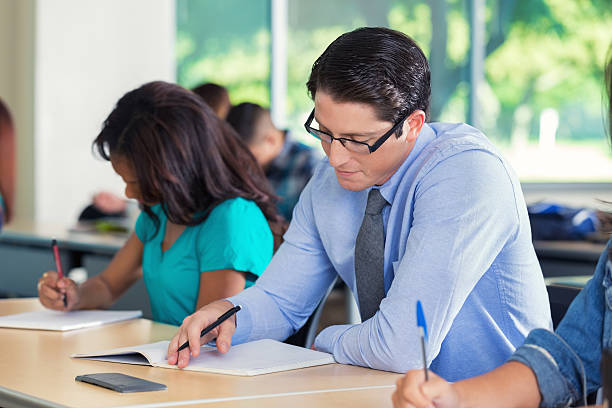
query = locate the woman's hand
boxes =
[392,370,461,408]
[37,271,79,310]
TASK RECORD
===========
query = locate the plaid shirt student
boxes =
[265,132,321,221]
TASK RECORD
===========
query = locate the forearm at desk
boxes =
[227,285,295,344]
[73,275,115,310]
[453,361,541,408]
[314,314,421,373]
[73,232,143,310]
[228,232,337,343]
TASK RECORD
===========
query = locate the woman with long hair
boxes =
[37,81,284,325]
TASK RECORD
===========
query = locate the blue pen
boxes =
[416,300,429,381]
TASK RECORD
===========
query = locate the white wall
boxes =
[0,0,36,221]
[34,0,175,224]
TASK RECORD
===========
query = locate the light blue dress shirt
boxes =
[228,122,552,381]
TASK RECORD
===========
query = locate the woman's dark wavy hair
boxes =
[307,27,431,135]
[93,81,285,246]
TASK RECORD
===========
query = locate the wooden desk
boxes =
[0,220,151,317]
[0,299,399,408]
[0,219,127,257]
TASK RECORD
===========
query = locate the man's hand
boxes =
[167,300,237,368]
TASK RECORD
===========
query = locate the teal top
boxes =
[134,198,273,326]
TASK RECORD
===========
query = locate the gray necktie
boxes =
[355,188,388,322]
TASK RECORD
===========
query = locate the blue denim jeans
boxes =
[510,238,612,407]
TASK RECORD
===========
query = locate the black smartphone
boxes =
[75,373,167,393]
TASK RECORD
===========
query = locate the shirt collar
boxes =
[376,123,435,205]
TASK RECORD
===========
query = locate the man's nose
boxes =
[327,139,351,168]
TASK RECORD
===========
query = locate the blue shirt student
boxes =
[136,198,273,326]
[228,122,552,381]
[510,239,612,407]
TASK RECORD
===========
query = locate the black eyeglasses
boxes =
[303,109,410,154]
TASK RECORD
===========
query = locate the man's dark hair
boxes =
[226,102,267,145]
[307,27,431,124]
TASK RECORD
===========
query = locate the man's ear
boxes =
[403,110,426,143]
[264,131,277,148]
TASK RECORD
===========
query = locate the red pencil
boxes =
[51,238,67,307]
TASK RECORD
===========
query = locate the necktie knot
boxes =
[365,189,387,215]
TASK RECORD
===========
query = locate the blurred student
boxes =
[227,102,320,220]
[37,81,283,326]
[392,43,612,408]
[78,191,128,221]
[0,98,15,231]
[192,82,231,119]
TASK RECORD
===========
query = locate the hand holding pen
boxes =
[38,239,77,310]
[167,300,241,369]
[51,239,68,307]
[176,305,241,352]
[391,301,461,407]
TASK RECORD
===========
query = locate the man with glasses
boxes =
[167,27,551,381]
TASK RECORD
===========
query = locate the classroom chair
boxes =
[546,283,581,330]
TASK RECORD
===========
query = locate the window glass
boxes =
[176,0,271,106]
[177,1,612,182]
[481,1,612,181]
[286,0,469,145]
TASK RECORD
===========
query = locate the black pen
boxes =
[177,305,241,352]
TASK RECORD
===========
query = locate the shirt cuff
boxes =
[226,290,257,345]
[314,324,353,359]
[509,329,580,408]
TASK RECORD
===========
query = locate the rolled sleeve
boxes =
[314,324,352,355]
[510,329,582,408]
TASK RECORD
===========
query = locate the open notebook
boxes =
[72,339,335,376]
[0,309,142,331]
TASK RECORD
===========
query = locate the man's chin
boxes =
[336,177,368,192]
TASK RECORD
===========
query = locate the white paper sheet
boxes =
[72,339,335,376]
[0,309,142,331]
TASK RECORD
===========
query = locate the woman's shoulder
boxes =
[138,203,166,222]
[209,197,264,219]
[135,204,166,240]
[196,197,271,251]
